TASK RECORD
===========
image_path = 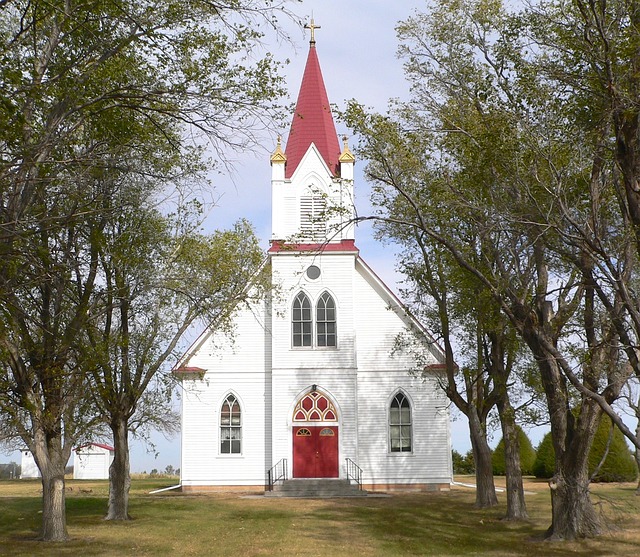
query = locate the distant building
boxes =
[73,443,114,480]
[19,449,40,479]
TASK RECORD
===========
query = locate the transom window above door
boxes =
[293,391,338,422]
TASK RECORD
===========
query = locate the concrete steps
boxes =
[265,478,367,498]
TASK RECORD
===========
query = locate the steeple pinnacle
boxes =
[304,18,321,45]
[284,22,340,179]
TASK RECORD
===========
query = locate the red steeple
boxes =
[284,28,340,179]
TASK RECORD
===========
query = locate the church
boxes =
[175,25,452,492]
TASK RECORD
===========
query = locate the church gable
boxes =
[353,258,444,372]
[176,287,271,378]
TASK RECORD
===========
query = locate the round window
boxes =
[306,265,321,280]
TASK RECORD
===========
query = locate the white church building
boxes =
[175,28,452,492]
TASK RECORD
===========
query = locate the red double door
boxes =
[293,426,339,478]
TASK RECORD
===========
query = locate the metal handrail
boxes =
[266,458,288,491]
[345,458,363,490]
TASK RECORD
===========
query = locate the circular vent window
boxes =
[306,265,321,280]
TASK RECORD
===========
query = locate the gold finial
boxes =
[339,135,355,163]
[270,135,287,164]
[304,18,321,45]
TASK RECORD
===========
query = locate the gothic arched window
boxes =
[220,394,241,454]
[292,292,312,347]
[389,392,412,453]
[316,291,336,347]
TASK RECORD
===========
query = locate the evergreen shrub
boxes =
[532,419,638,482]
[491,426,536,476]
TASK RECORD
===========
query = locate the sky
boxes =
[1,0,490,471]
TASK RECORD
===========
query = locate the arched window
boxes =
[220,394,241,454]
[389,392,412,452]
[316,291,336,347]
[300,187,326,240]
[292,292,312,347]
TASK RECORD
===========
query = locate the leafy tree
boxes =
[350,107,531,516]
[0,0,293,541]
[345,0,635,540]
[492,427,536,476]
[589,418,637,483]
[88,206,267,520]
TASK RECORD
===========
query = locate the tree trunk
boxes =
[106,418,131,520]
[635,422,640,496]
[547,468,601,540]
[520,317,603,539]
[498,403,528,520]
[39,465,68,541]
[468,410,498,508]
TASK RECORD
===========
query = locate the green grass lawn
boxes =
[1,478,639,556]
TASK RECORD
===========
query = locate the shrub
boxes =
[491,426,537,476]
[452,449,475,474]
[532,432,555,479]
[533,419,638,482]
[589,417,637,482]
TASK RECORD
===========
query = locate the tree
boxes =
[534,421,637,483]
[88,205,267,520]
[0,0,293,541]
[589,419,637,483]
[452,449,475,474]
[345,0,634,540]
[533,433,555,479]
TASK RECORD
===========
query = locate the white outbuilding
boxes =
[73,443,114,480]
[20,449,41,479]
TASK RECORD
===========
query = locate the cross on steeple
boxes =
[304,18,321,45]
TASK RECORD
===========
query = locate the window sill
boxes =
[290,346,338,351]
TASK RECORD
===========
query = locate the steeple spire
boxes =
[284,20,340,179]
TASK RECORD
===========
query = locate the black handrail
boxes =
[345,458,363,490]
[266,458,288,491]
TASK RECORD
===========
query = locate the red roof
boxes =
[173,366,206,375]
[75,442,114,452]
[285,44,341,178]
[268,239,358,253]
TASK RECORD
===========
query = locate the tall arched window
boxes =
[292,292,312,347]
[220,394,241,454]
[316,291,336,347]
[389,392,412,452]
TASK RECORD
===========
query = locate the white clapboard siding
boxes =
[73,444,114,480]
[180,295,271,486]
[270,252,358,370]
[357,372,451,485]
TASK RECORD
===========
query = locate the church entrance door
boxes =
[293,426,338,478]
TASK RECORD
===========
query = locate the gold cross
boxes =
[304,18,321,45]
